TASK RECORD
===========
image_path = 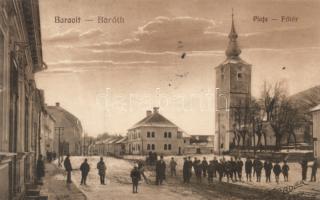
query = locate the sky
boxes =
[36,0,320,136]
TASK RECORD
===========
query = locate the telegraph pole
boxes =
[55,127,64,167]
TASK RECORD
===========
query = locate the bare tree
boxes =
[260,81,303,150]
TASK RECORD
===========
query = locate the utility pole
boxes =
[218,112,221,156]
[55,127,64,167]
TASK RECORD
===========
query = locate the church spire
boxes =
[225,9,241,58]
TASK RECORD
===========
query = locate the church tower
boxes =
[214,11,252,153]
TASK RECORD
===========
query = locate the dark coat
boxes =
[254,160,263,173]
[282,164,289,175]
[64,157,72,172]
[202,160,209,170]
[80,162,90,176]
[245,160,253,173]
[264,161,273,174]
[236,160,244,173]
[97,161,107,175]
[36,159,45,178]
[156,160,166,179]
[131,167,141,184]
[273,164,282,176]
[183,160,190,177]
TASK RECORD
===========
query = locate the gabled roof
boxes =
[115,137,128,144]
[129,109,178,130]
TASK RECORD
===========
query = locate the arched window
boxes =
[164,144,167,150]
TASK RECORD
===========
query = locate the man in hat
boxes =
[131,163,141,193]
[156,155,166,185]
[97,157,107,185]
[63,154,73,184]
[80,158,90,185]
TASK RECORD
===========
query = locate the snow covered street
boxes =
[68,156,211,200]
[58,156,320,200]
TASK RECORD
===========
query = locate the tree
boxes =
[260,81,303,149]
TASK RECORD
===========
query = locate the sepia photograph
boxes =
[0,0,319,199]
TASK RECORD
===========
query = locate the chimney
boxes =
[56,102,60,107]
[153,107,159,113]
[146,110,152,117]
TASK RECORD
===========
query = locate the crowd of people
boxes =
[36,153,319,195]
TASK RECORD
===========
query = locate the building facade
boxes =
[47,103,83,156]
[0,0,46,199]
[127,107,184,155]
[311,105,320,160]
[214,13,252,153]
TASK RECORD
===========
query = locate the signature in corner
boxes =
[271,180,308,194]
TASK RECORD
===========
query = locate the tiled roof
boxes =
[129,111,178,130]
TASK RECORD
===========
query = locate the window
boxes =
[138,144,140,151]
[152,132,155,138]
[164,144,167,150]
[147,144,150,150]
[168,144,172,150]
[164,132,167,138]
[184,140,186,144]
[237,72,243,80]
[168,132,172,138]
[151,144,155,150]
[147,132,150,138]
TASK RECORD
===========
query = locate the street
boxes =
[45,156,319,200]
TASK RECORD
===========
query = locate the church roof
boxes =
[225,10,242,59]
[129,107,178,130]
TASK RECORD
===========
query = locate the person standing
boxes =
[230,157,237,182]
[195,160,203,183]
[80,158,90,185]
[245,157,253,182]
[156,155,166,185]
[202,157,209,177]
[131,164,141,193]
[187,156,193,179]
[253,157,258,177]
[300,159,308,181]
[217,159,224,182]
[64,154,73,184]
[236,157,244,181]
[264,160,273,183]
[183,157,189,183]
[310,159,318,182]
[255,159,263,182]
[282,161,289,182]
[97,157,107,185]
[273,161,282,184]
[212,157,218,178]
[207,160,214,184]
[170,157,177,177]
[36,155,45,183]
[225,159,232,183]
